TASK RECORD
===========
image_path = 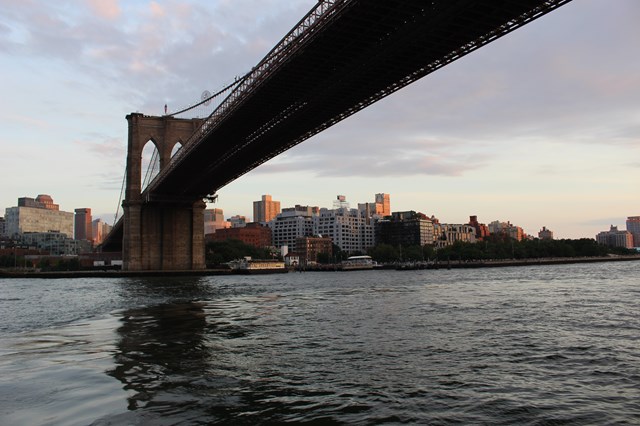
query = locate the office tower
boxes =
[75,208,93,241]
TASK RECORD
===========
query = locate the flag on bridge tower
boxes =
[164,104,168,115]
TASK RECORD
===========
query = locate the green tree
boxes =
[205,239,272,267]
[402,245,424,261]
[367,244,400,263]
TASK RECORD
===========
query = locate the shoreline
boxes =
[1,255,639,278]
[411,254,640,270]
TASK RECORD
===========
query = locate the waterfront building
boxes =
[0,217,5,237]
[596,225,633,249]
[434,223,476,248]
[468,215,490,241]
[206,222,272,248]
[375,211,435,247]
[626,216,640,247]
[314,205,374,254]
[20,231,91,256]
[296,236,333,265]
[204,208,230,235]
[253,194,281,224]
[269,206,317,252]
[74,208,93,242]
[538,226,554,240]
[4,195,74,238]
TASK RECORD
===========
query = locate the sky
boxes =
[1,0,638,239]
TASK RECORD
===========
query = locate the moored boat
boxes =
[227,257,287,274]
[341,255,375,271]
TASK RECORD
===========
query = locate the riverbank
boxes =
[0,268,234,279]
[2,255,640,278]
[395,254,640,270]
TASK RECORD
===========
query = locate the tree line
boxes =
[367,236,635,263]
[205,236,635,267]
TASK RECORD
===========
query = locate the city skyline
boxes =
[1,0,638,239]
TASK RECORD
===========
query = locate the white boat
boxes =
[341,255,375,271]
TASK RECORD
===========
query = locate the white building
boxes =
[315,206,374,254]
[269,206,317,252]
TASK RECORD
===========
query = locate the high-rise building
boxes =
[626,216,640,247]
[92,218,112,245]
[375,193,391,217]
[253,194,281,224]
[74,208,93,241]
[269,206,317,252]
[315,206,374,254]
[0,216,5,237]
[596,225,633,249]
[4,195,74,237]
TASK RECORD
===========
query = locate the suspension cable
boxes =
[167,74,249,117]
[114,166,126,226]
[142,148,160,190]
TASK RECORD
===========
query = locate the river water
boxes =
[1,262,639,425]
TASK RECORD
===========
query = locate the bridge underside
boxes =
[147,0,572,202]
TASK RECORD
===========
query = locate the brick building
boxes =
[206,222,272,248]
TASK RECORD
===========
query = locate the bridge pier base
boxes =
[122,200,206,271]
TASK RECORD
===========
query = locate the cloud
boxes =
[77,137,125,161]
[87,0,121,21]
[255,136,489,178]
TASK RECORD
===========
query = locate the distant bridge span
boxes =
[104,0,573,270]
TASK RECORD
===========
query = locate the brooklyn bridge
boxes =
[101,0,573,271]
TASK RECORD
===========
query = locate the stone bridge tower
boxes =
[122,113,206,271]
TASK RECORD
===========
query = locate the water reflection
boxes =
[108,302,209,411]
